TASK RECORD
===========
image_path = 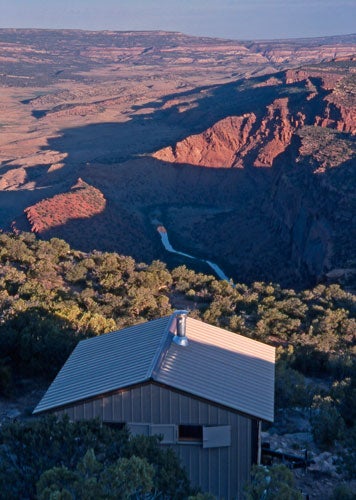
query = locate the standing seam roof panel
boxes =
[154,318,275,421]
[34,316,171,414]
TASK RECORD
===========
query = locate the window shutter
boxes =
[128,423,150,436]
[203,425,231,448]
[150,424,177,444]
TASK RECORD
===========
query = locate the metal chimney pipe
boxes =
[177,313,186,337]
[172,310,188,346]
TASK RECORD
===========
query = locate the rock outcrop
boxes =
[154,114,256,168]
[25,179,106,234]
[154,98,306,169]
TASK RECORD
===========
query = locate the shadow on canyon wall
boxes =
[9,73,354,288]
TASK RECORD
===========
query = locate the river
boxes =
[157,225,231,282]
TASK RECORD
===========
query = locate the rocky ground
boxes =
[263,408,356,499]
[0,379,47,423]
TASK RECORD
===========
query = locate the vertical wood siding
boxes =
[56,382,253,499]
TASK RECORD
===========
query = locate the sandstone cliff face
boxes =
[155,67,354,174]
[152,66,355,285]
[266,164,334,283]
[320,96,356,135]
[253,98,305,167]
[286,68,356,134]
[154,97,306,169]
[153,114,256,167]
[252,39,356,65]
[256,74,355,283]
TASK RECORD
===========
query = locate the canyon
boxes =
[0,29,355,288]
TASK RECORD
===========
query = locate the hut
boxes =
[34,311,275,499]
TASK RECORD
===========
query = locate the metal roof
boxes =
[156,318,275,421]
[33,316,171,414]
[34,314,275,421]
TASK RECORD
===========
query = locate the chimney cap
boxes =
[173,310,188,316]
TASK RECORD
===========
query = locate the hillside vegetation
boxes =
[0,232,355,497]
[0,231,354,380]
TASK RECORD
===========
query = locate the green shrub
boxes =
[331,484,356,500]
[0,416,191,500]
[37,450,154,500]
[336,426,356,479]
[275,361,313,409]
[0,360,12,396]
[245,464,303,500]
[311,396,346,448]
[0,307,82,378]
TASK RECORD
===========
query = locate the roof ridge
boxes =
[145,314,174,380]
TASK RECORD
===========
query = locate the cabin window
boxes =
[150,424,176,444]
[178,425,203,442]
[127,423,176,443]
[103,421,125,431]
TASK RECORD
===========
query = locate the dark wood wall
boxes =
[56,382,256,499]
